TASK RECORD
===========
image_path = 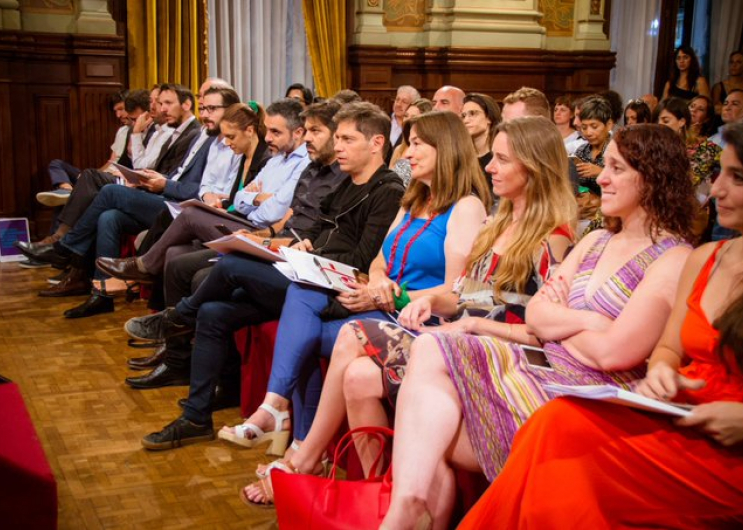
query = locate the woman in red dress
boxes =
[458,121,743,529]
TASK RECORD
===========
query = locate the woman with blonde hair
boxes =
[382,124,696,529]
[261,117,576,504]
[230,111,492,503]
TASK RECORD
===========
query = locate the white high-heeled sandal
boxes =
[217,403,290,456]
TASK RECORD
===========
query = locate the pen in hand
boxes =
[289,227,303,244]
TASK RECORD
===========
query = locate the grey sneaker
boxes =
[36,189,72,207]
[124,308,192,341]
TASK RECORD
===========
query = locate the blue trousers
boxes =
[60,185,168,278]
[268,283,387,440]
[48,159,80,188]
[178,253,291,425]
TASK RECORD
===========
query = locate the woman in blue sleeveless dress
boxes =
[228,112,492,503]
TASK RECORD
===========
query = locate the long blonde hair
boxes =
[466,117,576,298]
[401,111,493,215]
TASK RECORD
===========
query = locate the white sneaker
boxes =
[36,189,71,207]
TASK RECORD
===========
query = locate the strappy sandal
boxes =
[239,459,330,507]
[240,474,276,507]
[256,441,300,479]
[217,403,290,456]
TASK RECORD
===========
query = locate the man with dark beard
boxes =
[20,86,243,317]
[99,99,345,391]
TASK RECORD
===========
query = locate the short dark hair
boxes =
[334,101,391,148]
[110,89,127,109]
[124,89,150,113]
[579,96,613,123]
[265,98,305,131]
[285,83,314,105]
[158,83,195,110]
[599,90,624,123]
[300,99,342,133]
[203,86,240,108]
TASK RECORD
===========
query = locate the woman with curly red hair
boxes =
[458,121,743,530]
[380,125,697,529]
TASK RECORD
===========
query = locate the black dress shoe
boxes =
[39,266,91,297]
[17,241,71,269]
[141,416,214,451]
[125,363,190,389]
[96,256,156,283]
[127,344,167,371]
[178,385,241,412]
[64,293,114,318]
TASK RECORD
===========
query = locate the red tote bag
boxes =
[273,426,394,530]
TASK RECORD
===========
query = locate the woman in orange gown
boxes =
[458,122,743,529]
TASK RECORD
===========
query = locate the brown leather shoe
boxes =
[96,257,155,283]
[38,267,91,297]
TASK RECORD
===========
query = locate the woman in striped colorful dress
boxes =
[380,124,698,530]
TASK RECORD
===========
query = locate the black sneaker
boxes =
[124,308,192,341]
[18,258,52,269]
[141,416,214,450]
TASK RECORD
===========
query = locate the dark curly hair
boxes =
[607,124,695,242]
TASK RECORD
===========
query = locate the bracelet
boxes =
[268,225,276,237]
[506,324,513,342]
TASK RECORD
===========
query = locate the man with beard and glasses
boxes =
[19,86,242,317]
[21,84,201,258]
[131,101,403,450]
[100,100,344,391]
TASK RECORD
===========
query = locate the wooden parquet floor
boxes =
[0,262,279,529]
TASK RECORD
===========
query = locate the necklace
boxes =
[386,208,437,283]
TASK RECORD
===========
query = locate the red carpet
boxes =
[0,382,57,529]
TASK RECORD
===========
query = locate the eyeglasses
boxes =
[460,109,483,119]
[198,105,227,114]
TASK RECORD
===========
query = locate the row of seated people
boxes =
[18,78,743,527]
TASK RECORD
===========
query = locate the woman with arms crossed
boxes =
[382,124,697,529]
[459,121,743,530]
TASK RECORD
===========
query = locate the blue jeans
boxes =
[60,185,167,263]
[178,253,292,425]
[268,283,387,440]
